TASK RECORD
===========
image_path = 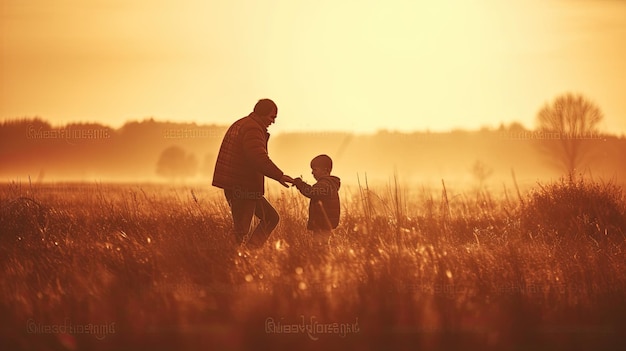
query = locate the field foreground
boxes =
[1,179,625,351]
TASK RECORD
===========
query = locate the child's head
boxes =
[310,154,332,180]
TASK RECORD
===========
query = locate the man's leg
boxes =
[247,197,280,248]
[224,189,256,244]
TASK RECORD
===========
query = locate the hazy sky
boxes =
[2,0,625,134]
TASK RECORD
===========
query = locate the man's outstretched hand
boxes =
[278,175,294,188]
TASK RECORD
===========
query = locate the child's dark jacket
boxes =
[293,175,341,231]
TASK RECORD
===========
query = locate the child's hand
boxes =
[292,177,304,187]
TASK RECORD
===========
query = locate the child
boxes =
[292,154,341,245]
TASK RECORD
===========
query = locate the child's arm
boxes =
[293,178,331,199]
[292,178,313,198]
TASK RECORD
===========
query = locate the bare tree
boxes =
[536,93,603,177]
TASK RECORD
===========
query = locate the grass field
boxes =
[1,178,625,351]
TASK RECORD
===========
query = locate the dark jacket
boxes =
[293,175,341,231]
[212,114,284,198]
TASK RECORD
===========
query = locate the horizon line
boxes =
[2,116,622,137]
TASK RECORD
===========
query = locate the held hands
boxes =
[278,174,306,188]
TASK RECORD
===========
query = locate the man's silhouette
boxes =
[212,99,293,248]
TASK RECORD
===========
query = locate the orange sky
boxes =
[1,0,625,134]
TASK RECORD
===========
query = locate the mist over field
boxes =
[2,118,625,189]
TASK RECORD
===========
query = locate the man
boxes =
[212,99,293,248]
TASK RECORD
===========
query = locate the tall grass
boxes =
[1,178,625,351]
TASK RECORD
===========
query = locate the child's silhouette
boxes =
[292,154,341,246]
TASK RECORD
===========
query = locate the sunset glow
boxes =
[3,3,626,350]
[1,0,625,133]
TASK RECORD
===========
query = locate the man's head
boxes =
[310,154,332,180]
[253,99,278,128]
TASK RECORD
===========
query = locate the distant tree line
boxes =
[1,93,623,184]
